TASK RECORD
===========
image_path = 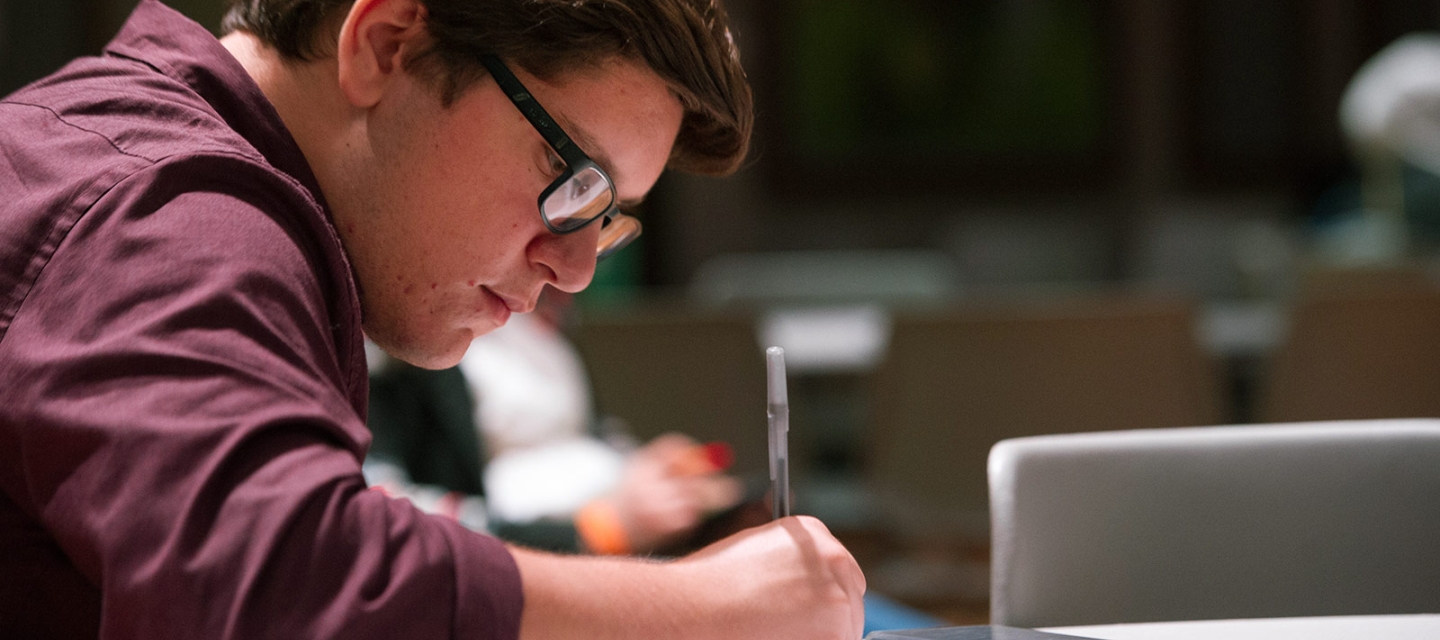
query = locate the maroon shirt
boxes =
[0,2,523,637]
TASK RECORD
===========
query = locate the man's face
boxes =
[338,56,683,368]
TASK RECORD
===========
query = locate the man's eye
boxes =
[547,150,566,176]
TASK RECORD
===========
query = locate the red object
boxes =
[702,442,734,471]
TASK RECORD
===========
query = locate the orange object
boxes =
[575,500,631,555]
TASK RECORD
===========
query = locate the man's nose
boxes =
[531,224,599,293]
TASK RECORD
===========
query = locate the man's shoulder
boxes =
[0,153,328,337]
[0,71,325,341]
[3,53,267,167]
[1,53,332,258]
[0,157,362,411]
[0,52,308,244]
[0,51,364,404]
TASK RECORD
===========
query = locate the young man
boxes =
[0,0,865,638]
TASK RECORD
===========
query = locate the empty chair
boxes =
[988,420,1440,628]
[867,295,1223,529]
[1258,285,1440,422]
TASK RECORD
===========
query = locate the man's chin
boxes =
[364,327,480,371]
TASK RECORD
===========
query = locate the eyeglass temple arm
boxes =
[480,55,588,165]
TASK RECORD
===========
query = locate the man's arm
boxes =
[0,169,521,639]
[513,516,866,640]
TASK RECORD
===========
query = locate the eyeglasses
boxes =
[480,54,642,261]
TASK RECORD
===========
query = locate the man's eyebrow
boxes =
[555,115,645,207]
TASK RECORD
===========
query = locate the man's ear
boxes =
[336,0,429,108]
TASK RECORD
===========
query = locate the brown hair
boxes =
[222,0,752,175]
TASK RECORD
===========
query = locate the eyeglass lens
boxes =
[543,165,615,230]
[596,214,641,259]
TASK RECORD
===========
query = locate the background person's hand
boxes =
[590,433,742,554]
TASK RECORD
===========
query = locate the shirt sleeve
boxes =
[0,159,523,640]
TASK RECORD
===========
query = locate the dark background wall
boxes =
[650,0,1440,295]
[1,0,224,96]
[5,0,1440,298]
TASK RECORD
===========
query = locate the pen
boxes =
[766,346,790,520]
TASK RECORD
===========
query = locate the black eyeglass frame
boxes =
[480,54,621,236]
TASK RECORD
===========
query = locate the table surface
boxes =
[1041,613,1440,640]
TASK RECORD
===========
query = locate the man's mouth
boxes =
[480,286,535,315]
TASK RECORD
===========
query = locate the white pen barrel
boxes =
[766,347,790,519]
[766,346,788,404]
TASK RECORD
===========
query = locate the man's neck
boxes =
[219,32,355,198]
[219,31,376,247]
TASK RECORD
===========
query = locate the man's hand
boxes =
[513,515,866,640]
[677,516,867,639]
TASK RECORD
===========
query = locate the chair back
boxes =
[868,295,1223,529]
[1259,286,1440,422]
[988,420,1440,627]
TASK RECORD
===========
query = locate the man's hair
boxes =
[221,0,752,175]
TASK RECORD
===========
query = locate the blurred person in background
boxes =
[365,288,752,556]
[368,287,946,634]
